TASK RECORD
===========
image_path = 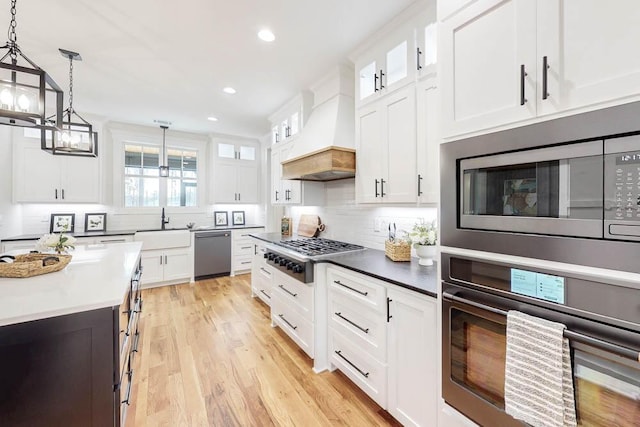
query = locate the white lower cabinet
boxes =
[270,268,315,359]
[251,243,272,306]
[232,227,264,276]
[327,265,438,427]
[139,248,191,286]
[387,286,438,427]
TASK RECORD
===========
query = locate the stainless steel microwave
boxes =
[441,101,640,274]
[460,135,640,241]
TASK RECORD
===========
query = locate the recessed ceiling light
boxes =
[258,29,275,42]
[207,116,218,122]
[223,87,236,94]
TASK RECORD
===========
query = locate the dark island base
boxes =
[0,308,116,427]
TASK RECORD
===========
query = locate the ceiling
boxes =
[5,0,417,138]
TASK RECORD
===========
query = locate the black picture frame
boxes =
[84,213,107,232]
[214,211,228,226]
[50,214,75,233]
[232,211,245,226]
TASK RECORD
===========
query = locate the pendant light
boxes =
[0,0,63,130]
[159,125,169,177]
[42,49,97,157]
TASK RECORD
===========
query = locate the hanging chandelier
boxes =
[42,48,97,157]
[0,0,63,130]
[159,125,169,177]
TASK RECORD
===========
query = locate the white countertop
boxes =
[0,242,143,327]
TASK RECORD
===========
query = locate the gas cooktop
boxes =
[274,238,365,258]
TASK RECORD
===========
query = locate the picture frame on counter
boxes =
[232,211,245,226]
[214,211,228,226]
[50,214,75,233]
[84,213,107,232]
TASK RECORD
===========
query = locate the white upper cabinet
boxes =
[269,91,313,145]
[537,0,640,116]
[210,139,259,204]
[441,0,640,139]
[416,77,439,205]
[14,140,100,203]
[355,23,417,107]
[270,141,324,206]
[441,0,537,138]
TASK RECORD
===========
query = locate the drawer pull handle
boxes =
[101,239,127,243]
[241,261,251,265]
[260,289,271,299]
[121,370,134,405]
[335,312,369,334]
[241,246,252,249]
[260,267,271,275]
[278,314,297,330]
[335,350,369,378]
[278,284,298,297]
[132,331,141,353]
[334,280,368,296]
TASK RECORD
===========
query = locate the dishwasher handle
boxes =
[195,232,230,238]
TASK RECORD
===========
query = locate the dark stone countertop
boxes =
[2,224,266,242]
[249,232,437,298]
[319,250,437,298]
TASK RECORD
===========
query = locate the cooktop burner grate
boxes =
[275,238,364,257]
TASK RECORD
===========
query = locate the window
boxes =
[124,144,160,207]
[123,144,198,208]
[167,149,197,207]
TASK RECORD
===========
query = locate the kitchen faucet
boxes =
[161,207,170,230]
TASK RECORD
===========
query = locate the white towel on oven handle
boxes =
[504,310,577,427]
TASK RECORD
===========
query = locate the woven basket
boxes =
[385,240,411,262]
[0,253,72,278]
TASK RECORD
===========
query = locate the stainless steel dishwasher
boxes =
[194,231,231,279]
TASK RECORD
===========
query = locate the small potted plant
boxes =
[407,218,438,266]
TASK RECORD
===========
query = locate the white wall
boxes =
[287,179,437,254]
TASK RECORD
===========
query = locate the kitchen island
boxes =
[0,242,143,426]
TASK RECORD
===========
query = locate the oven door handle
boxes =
[443,290,640,363]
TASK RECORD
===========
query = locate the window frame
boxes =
[111,124,208,214]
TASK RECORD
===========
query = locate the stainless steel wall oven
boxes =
[441,101,640,273]
[441,252,640,426]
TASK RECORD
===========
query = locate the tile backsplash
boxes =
[287,179,437,253]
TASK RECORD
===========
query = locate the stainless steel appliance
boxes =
[441,252,640,427]
[262,238,365,283]
[194,231,231,279]
[441,101,640,273]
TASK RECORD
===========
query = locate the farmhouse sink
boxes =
[134,229,191,250]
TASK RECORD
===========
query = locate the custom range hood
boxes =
[281,66,356,181]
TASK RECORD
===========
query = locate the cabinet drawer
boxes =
[329,292,387,362]
[252,269,272,306]
[327,267,386,313]
[234,255,253,271]
[329,329,387,408]
[272,297,314,358]
[234,241,255,256]
[119,367,133,425]
[272,272,313,320]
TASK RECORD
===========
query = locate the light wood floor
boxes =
[127,274,402,427]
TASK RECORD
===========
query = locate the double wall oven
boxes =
[441,102,640,425]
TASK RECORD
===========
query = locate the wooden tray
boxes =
[0,253,72,278]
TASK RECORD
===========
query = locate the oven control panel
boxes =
[264,252,313,283]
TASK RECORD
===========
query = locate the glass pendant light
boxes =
[0,0,63,131]
[159,125,169,177]
[42,49,97,157]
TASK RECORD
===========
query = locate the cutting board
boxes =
[298,215,324,237]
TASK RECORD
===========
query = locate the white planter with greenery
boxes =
[406,218,438,266]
